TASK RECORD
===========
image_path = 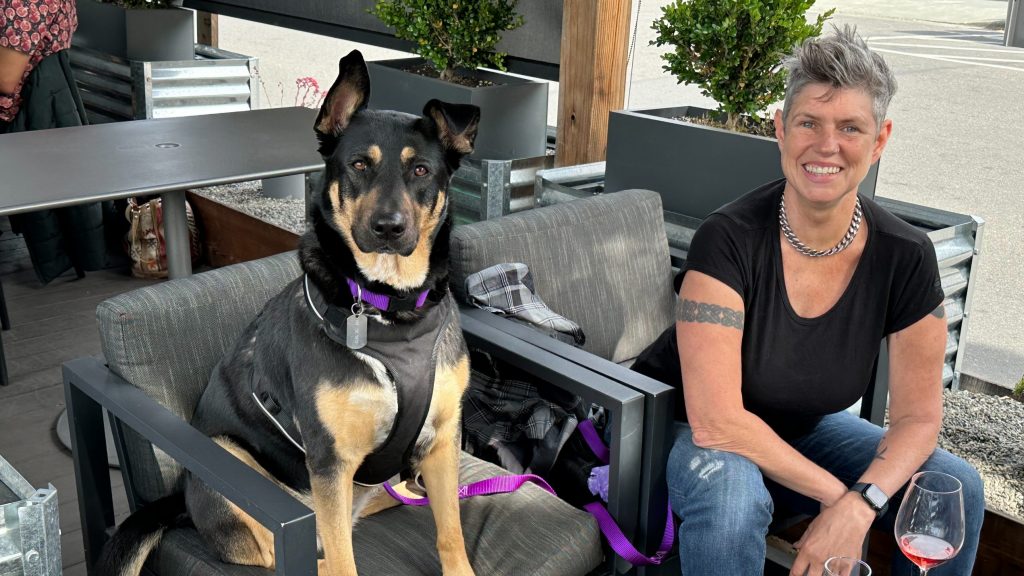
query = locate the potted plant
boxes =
[603,0,877,220]
[366,0,547,161]
[75,0,194,62]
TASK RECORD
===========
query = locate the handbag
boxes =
[125,197,201,279]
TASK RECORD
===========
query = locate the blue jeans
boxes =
[666,411,984,575]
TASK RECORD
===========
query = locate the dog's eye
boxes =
[352,160,367,171]
[414,165,429,177]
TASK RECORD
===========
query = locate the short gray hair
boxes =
[782,25,897,130]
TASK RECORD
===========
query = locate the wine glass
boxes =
[894,471,966,575]
[824,556,872,575]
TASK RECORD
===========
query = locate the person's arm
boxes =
[0,44,31,94]
[790,305,947,575]
[678,270,848,506]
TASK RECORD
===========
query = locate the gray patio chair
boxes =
[449,189,679,575]
[62,251,654,576]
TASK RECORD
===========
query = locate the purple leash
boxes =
[382,473,557,506]
[576,419,675,566]
[383,419,675,566]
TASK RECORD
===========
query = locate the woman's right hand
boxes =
[790,492,875,576]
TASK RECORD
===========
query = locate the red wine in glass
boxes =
[894,471,965,575]
[898,534,957,571]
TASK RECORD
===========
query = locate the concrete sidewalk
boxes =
[218,0,1024,391]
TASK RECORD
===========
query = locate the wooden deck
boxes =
[0,216,155,576]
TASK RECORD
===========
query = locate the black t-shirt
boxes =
[631,179,945,439]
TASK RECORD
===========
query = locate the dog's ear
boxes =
[422,100,480,156]
[315,50,370,154]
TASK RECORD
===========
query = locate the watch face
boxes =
[864,484,888,508]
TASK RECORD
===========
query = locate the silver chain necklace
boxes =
[779,194,862,257]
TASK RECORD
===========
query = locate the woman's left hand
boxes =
[790,492,875,576]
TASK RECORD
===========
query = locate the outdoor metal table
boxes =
[0,106,322,384]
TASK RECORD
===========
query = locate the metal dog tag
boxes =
[346,313,367,349]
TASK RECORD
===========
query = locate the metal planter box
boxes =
[0,455,60,576]
[605,107,880,220]
[536,163,982,391]
[450,156,553,223]
[367,58,548,161]
[70,44,259,123]
[74,1,195,63]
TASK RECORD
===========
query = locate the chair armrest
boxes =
[62,357,316,576]
[462,305,676,562]
[459,311,645,575]
[669,247,687,269]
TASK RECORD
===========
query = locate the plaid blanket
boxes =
[464,262,585,346]
[462,263,588,476]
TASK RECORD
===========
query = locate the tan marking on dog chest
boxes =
[315,383,391,463]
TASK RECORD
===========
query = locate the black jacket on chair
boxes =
[3,49,120,285]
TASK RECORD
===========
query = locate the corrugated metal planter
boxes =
[450,155,553,224]
[367,58,548,161]
[535,163,982,391]
[70,44,259,123]
[605,107,880,219]
[0,455,60,576]
[876,198,985,389]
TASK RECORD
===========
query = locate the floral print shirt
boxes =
[0,0,77,122]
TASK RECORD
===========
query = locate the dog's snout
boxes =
[371,212,408,240]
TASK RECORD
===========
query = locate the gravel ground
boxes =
[940,389,1024,520]
[193,183,1024,521]
[190,181,307,235]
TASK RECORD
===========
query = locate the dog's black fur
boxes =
[96,50,481,576]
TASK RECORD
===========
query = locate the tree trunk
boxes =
[726,112,741,132]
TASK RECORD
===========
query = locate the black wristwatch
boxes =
[850,482,889,517]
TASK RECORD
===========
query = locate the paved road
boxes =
[218,0,1024,390]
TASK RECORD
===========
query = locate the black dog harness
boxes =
[252,275,456,486]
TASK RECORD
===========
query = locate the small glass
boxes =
[824,556,872,576]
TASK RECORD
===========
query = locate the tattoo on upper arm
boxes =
[930,305,945,319]
[676,299,744,330]
[874,437,888,461]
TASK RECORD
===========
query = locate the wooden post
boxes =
[197,11,219,48]
[555,0,631,167]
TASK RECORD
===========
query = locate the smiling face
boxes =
[775,83,892,208]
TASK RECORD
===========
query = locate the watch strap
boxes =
[850,482,888,517]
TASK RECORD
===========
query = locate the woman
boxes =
[631,26,984,575]
[2,0,113,284]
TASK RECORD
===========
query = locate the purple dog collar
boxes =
[346,277,430,312]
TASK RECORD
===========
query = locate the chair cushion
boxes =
[96,252,302,503]
[450,189,676,363]
[150,453,603,576]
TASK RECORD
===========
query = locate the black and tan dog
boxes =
[97,50,480,576]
